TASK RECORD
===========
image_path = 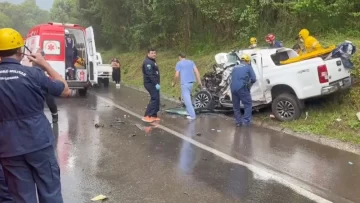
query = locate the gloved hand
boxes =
[155,84,160,90]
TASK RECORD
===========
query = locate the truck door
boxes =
[249,54,270,106]
[85,26,98,84]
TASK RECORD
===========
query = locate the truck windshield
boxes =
[226,52,239,64]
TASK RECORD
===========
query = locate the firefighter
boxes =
[265,33,283,48]
[0,28,71,203]
[142,48,161,123]
[297,28,323,54]
[249,37,257,49]
[230,54,257,126]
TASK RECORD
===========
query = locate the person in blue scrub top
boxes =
[0,28,71,203]
[172,53,202,120]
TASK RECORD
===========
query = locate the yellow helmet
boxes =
[250,37,257,44]
[240,54,251,62]
[0,28,24,51]
[298,29,310,39]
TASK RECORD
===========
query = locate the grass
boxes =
[101,34,360,145]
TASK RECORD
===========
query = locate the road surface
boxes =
[47,85,360,203]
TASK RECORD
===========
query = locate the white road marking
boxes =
[92,93,332,203]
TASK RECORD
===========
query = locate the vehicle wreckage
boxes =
[178,42,356,122]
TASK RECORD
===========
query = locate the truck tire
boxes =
[193,90,213,111]
[271,93,302,121]
[103,78,109,88]
[78,88,88,97]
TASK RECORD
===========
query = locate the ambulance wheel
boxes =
[103,78,109,88]
[78,88,88,97]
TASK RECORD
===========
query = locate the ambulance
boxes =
[22,22,99,96]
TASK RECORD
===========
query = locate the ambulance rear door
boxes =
[85,26,98,84]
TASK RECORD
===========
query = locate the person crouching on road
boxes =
[0,28,71,203]
[230,54,257,127]
[111,58,121,88]
[172,53,202,120]
[142,48,161,123]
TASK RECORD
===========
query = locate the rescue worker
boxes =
[297,28,323,54]
[248,37,257,49]
[171,53,202,120]
[0,28,71,203]
[230,54,257,127]
[142,48,161,123]
[65,29,75,80]
[265,33,283,48]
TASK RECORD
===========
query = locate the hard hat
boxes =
[298,29,309,39]
[0,28,24,51]
[240,54,251,61]
[65,29,70,35]
[250,37,257,44]
[265,33,275,42]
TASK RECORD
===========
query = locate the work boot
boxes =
[116,84,121,88]
[52,113,58,123]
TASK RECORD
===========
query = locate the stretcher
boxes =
[280,45,336,65]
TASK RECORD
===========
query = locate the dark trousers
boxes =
[144,83,160,117]
[0,164,12,203]
[112,68,121,84]
[0,146,63,203]
[231,87,253,124]
[45,94,58,114]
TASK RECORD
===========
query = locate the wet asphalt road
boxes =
[46,84,360,203]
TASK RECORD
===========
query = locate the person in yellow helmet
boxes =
[297,29,323,54]
[230,54,257,126]
[249,37,257,49]
[0,28,70,202]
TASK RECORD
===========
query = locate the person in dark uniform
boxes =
[65,29,75,80]
[0,28,71,203]
[230,54,257,127]
[0,164,12,202]
[142,48,161,123]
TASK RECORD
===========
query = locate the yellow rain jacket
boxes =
[298,29,322,54]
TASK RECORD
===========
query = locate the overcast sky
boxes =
[0,0,53,10]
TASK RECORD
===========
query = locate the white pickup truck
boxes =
[94,52,113,87]
[193,47,352,121]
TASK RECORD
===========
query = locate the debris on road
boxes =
[196,133,201,136]
[129,134,136,138]
[113,119,125,124]
[94,123,104,128]
[349,162,353,165]
[270,114,275,118]
[91,194,108,201]
[217,130,222,132]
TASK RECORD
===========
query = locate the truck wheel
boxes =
[271,93,302,121]
[103,78,109,88]
[78,88,88,97]
[193,90,213,111]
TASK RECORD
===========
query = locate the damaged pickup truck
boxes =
[191,47,353,121]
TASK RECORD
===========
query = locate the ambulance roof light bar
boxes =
[48,22,79,27]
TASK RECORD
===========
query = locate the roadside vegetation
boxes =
[2,0,359,144]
